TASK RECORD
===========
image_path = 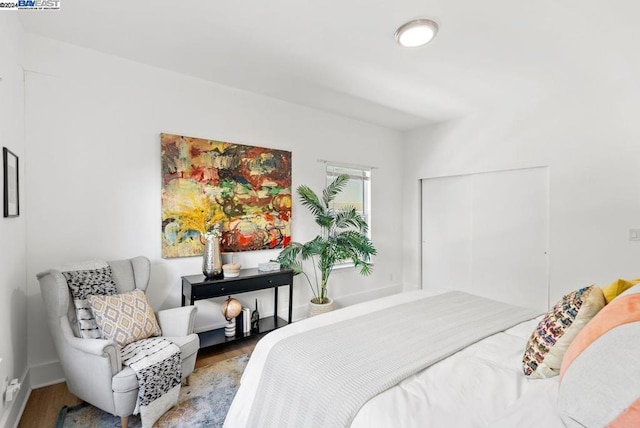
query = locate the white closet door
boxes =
[421,175,473,294]
[421,167,549,311]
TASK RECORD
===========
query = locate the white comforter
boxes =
[225,290,565,428]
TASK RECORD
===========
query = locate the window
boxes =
[325,163,371,239]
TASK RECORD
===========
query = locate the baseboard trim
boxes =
[1,368,30,428]
[291,283,403,321]
[28,361,64,389]
[336,283,403,307]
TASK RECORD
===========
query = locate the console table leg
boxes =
[288,282,293,323]
[274,286,279,320]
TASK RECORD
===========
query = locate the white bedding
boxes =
[224,290,565,428]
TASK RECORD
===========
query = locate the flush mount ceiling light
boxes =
[395,19,439,48]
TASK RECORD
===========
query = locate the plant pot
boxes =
[308,297,334,318]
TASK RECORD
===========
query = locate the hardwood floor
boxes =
[19,382,82,428]
[18,336,260,428]
[194,335,260,369]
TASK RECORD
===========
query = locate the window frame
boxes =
[324,162,372,269]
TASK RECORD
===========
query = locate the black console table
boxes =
[181,268,294,348]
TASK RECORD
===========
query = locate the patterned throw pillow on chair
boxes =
[62,266,118,339]
[88,289,162,347]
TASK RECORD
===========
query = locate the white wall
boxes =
[0,13,28,428]
[403,83,640,306]
[23,35,404,386]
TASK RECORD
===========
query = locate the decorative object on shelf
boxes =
[3,147,19,218]
[241,307,251,334]
[250,299,260,333]
[224,323,235,338]
[222,264,241,278]
[221,297,242,338]
[202,226,223,279]
[258,261,281,272]
[223,256,241,278]
[160,133,292,258]
[276,174,376,316]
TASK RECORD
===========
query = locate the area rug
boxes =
[56,353,249,428]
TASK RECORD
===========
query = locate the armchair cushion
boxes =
[89,290,161,347]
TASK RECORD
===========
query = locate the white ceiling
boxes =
[18,1,640,130]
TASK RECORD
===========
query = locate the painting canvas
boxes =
[161,133,292,258]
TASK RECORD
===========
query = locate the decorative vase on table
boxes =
[308,297,334,317]
[202,231,223,279]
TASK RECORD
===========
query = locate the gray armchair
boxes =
[37,256,199,428]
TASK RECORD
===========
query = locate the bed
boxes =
[224,286,640,428]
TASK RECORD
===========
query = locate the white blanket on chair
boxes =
[121,338,182,428]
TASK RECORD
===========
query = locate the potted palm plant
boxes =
[276,174,377,316]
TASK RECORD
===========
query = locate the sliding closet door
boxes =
[421,167,549,311]
[421,175,473,294]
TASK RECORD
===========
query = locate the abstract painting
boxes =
[161,133,291,258]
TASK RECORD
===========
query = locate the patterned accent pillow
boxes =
[522,285,605,378]
[558,292,640,426]
[88,289,162,347]
[62,266,118,339]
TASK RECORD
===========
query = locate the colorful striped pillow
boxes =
[558,290,640,427]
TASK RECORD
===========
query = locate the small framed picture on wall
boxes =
[3,147,19,217]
